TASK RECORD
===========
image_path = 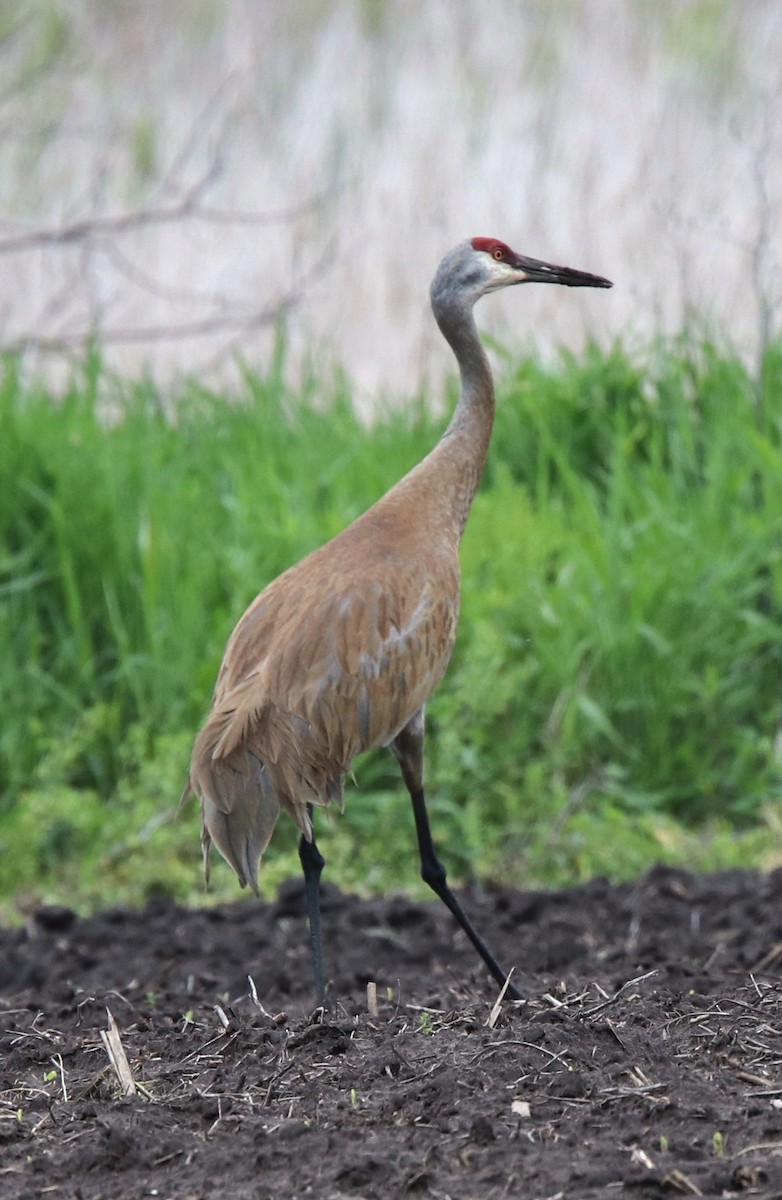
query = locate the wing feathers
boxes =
[188,546,459,890]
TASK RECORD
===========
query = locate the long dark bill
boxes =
[514,253,613,289]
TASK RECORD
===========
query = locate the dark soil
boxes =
[2,865,782,1199]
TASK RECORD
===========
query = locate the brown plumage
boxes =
[186,237,612,1002]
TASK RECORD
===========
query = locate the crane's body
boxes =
[187,237,612,1002]
[192,470,460,878]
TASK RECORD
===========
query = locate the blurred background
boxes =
[1,0,780,399]
[3,0,782,915]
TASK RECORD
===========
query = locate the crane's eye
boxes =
[493,247,504,261]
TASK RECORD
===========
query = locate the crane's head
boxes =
[431,237,612,315]
[470,237,612,293]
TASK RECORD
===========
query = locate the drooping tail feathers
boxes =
[193,747,282,896]
[187,703,347,894]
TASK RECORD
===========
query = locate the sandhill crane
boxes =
[186,237,612,1003]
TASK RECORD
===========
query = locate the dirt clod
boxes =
[2,865,782,1198]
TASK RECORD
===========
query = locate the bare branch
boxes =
[0,182,317,256]
[1,237,333,357]
[0,63,334,371]
[3,305,282,354]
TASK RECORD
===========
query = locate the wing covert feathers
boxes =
[188,505,460,893]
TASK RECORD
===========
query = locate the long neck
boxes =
[429,296,496,540]
[370,288,495,549]
[439,301,495,449]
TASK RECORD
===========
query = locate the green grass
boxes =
[2,336,782,917]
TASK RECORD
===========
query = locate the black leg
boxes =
[410,786,522,1000]
[392,711,522,1002]
[298,806,326,1004]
